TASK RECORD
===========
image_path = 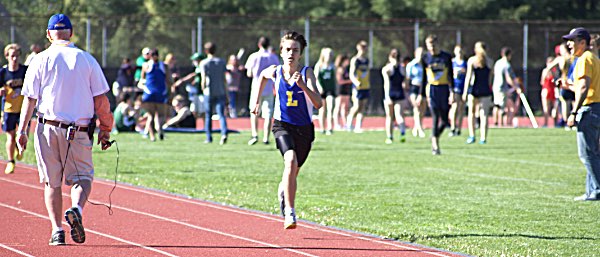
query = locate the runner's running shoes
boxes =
[48,230,66,246]
[65,207,86,243]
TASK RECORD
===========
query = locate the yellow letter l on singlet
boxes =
[286,91,298,107]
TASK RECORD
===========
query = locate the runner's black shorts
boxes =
[272,119,315,168]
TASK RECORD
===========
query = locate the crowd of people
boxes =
[106,33,543,153]
[2,13,600,247]
[4,28,597,158]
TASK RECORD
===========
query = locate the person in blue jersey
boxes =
[419,35,454,155]
[346,40,370,133]
[449,45,467,137]
[463,41,494,144]
[382,48,407,144]
[139,48,171,141]
[251,31,322,229]
[0,43,28,174]
[406,47,426,138]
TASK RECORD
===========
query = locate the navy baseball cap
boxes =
[47,14,72,30]
[562,27,591,42]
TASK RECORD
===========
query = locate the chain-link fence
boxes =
[1,14,599,115]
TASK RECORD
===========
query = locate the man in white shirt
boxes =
[245,36,280,145]
[16,13,113,246]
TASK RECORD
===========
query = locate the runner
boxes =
[346,40,370,133]
[382,48,407,144]
[449,45,467,137]
[332,54,352,131]
[406,47,426,138]
[250,31,322,229]
[0,43,27,174]
[314,47,336,135]
[463,41,494,144]
[420,35,454,155]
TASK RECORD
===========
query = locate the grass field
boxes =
[9,127,600,257]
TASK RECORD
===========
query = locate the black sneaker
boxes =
[64,207,86,244]
[48,230,66,246]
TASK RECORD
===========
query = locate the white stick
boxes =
[236,48,245,60]
[519,92,538,128]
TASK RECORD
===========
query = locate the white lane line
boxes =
[0,243,36,257]
[0,202,178,257]
[0,177,318,257]
[8,164,456,256]
[89,179,454,256]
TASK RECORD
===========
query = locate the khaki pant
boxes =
[35,122,94,188]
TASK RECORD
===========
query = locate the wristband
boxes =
[18,130,27,135]
[571,111,577,116]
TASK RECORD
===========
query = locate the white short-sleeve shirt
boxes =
[23,40,109,126]
[245,49,280,96]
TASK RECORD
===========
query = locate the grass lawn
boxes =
[10,127,599,256]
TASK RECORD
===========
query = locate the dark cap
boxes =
[190,52,206,61]
[563,27,591,42]
[47,14,72,30]
[148,48,159,56]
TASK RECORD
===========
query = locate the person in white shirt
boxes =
[16,13,113,246]
[245,37,280,145]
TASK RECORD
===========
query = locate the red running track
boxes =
[0,162,467,257]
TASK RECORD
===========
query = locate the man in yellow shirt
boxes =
[565,27,600,201]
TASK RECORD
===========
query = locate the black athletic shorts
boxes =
[2,112,19,132]
[272,119,315,168]
[337,83,352,96]
[409,85,421,96]
[321,88,336,98]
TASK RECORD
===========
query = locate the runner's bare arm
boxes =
[349,56,360,86]
[297,67,322,109]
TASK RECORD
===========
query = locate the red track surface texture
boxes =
[0,162,466,257]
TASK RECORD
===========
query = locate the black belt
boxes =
[38,117,89,132]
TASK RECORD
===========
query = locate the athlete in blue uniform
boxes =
[382,48,407,144]
[251,31,322,230]
[406,47,426,138]
[140,48,171,141]
[419,35,454,155]
[346,40,370,132]
[0,43,28,174]
[449,45,467,137]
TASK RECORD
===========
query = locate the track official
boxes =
[16,13,113,245]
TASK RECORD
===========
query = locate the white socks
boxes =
[285,207,295,216]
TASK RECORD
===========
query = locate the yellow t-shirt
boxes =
[574,51,600,106]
